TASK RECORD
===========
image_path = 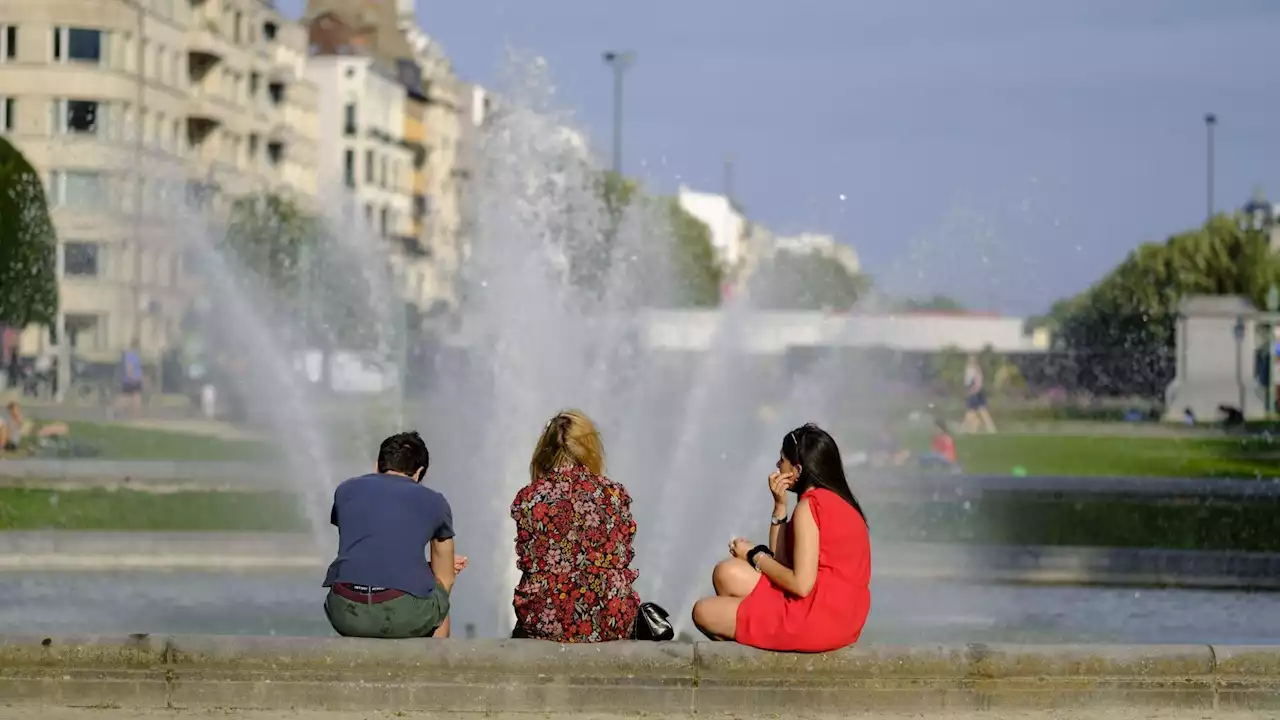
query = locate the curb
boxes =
[3,635,1280,713]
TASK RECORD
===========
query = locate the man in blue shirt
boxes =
[323,431,465,638]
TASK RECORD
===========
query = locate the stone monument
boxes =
[1164,295,1266,421]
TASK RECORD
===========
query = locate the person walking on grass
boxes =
[961,354,997,434]
[323,431,468,639]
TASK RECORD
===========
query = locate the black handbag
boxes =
[631,601,675,641]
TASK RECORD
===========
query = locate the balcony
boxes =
[186,90,225,126]
[187,21,230,61]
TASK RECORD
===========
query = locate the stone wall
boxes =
[3,635,1279,713]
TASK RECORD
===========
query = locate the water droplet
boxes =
[838,193,847,201]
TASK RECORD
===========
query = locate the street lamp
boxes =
[1205,113,1217,223]
[1234,316,1247,415]
[602,51,636,176]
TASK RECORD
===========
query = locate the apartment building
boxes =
[0,0,319,361]
[304,0,467,311]
[305,23,429,315]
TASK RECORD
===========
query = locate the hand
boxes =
[768,470,795,504]
[454,555,468,574]
[729,537,754,560]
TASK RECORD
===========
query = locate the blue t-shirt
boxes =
[323,472,454,598]
[122,350,142,381]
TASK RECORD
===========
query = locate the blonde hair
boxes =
[530,409,605,481]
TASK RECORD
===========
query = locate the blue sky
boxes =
[279,0,1280,314]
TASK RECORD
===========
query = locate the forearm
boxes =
[754,553,802,596]
[767,501,786,553]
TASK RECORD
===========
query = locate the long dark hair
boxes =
[782,423,866,521]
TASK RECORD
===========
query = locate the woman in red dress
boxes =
[510,409,640,642]
[692,423,870,652]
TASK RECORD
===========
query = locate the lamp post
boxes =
[1204,113,1217,223]
[1234,316,1247,415]
[602,51,635,176]
[1268,284,1279,417]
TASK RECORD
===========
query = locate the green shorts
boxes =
[324,586,450,639]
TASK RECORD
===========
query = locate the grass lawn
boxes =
[952,434,1280,478]
[58,422,272,462]
[0,488,308,531]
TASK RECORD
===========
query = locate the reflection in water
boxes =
[3,570,1278,645]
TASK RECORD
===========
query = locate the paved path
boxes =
[0,708,1265,720]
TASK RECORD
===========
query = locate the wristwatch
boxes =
[770,514,787,526]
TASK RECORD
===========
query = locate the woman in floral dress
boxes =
[510,409,640,642]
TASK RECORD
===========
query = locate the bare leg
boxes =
[979,407,997,433]
[711,558,760,598]
[432,617,450,638]
[692,596,742,641]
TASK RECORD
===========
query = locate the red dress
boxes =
[735,487,871,652]
[510,465,641,642]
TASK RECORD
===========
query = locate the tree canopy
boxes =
[596,171,723,307]
[751,249,871,311]
[1041,213,1280,394]
[897,294,965,312]
[0,138,58,328]
[220,193,379,350]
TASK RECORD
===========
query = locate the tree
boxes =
[593,171,723,307]
[1047,213,1280,395]
[220,193,378,352]
[898,294,964,312]
[662,197,723,307]
[0,138,58,329]
[751,250,871,311]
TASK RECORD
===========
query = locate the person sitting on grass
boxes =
[0,401,69,453]
[869,430,911,468]
[691,423,871,652]
[917,418,960,472]
[323,431,467,639]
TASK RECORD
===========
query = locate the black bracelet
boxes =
[746,544,773,570]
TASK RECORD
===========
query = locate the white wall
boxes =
[677,186,745,268]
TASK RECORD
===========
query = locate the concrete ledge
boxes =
[3,636,1280,713]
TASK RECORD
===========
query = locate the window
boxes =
[343,148,355,187]
[379,155,387,188]
[63,241,100,277]
[0,98,12,133]
[51,99,100,135]
[379,206,388,237]
[50,170,109,210]
[1,25,16,61]
[53,27,103,64]
[343,103,356,135]
[249,72,260,99]
[365,150,374,183]
[65,314,104,352]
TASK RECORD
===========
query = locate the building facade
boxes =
[305,0,464,311]
[0,0,319,361]
[677,185,746,272]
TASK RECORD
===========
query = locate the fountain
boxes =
[165,52,961,638]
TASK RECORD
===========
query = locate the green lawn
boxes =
[953,434,1280,478]
[4,486,1277,554]
[0,488,308,531]
[59,422,272,462]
